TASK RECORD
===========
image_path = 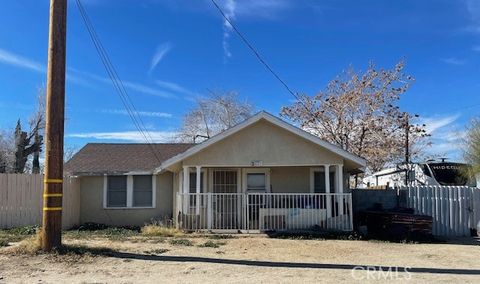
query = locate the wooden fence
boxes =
[0,174,80,229]
[403,186,480,237]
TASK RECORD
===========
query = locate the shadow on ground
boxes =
[99,251,480,276]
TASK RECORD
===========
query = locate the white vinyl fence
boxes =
[0,174,80,229]
[403,186,480,237]
[177,192,353,232]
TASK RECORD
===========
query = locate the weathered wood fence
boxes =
[0,174,80,229]
[402,186,480,237]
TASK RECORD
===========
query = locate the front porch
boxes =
[175,165,353,232]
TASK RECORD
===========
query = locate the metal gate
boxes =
[177,192,353,232]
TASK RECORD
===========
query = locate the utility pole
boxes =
[42,0,67,252]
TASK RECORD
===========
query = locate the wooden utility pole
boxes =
[405,116,410,186]
[42,0,67,252]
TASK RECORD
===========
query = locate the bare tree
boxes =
[0,130,15,173]
[29,90,46,173]
[281,61,429,175]
[64,145,79,163]
[177,90,254,142]
[463,118,480,176]
[12,88,45,173]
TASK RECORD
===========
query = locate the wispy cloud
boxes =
[418,114,463,158]
[440,57,466,65]
[232,0,292,18]
[155,80,197,97]
[216,0,291,59]
[67,131,177,142]
[420,114,461,134]
[0,48,93,86]
[149,42,173,74]
[465,0,480,33]
[101,109,172,118]
[473,45,480,52]
[120,80,176,98]
[0,48,44,73]
[0,48,176,98]
[222,0,236,59]
[68,68,176,98]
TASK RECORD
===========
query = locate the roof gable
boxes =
[156,111,366,172]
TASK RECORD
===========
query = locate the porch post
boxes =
[325,164,332,219]
[182,166,189,212]
[337,164,344,215]
[196,166,201,215]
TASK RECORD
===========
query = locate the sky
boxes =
[0,0,479,162]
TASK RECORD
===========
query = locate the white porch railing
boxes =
[176,193,353,232]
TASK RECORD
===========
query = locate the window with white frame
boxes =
[105,175,155,208]
[107,176,127,207]
[133,175,153,207]
[246,173,266,191]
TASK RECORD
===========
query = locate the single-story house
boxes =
[65,111,366,232]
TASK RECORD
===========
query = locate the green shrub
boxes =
[207,234,235,240]
[66,223,139,240]
[54,244,116,256]
[0,238,9,247]
[6,225,39,236]
[169,238,193,246]
[197,240,226,248]
[146,248,169,255]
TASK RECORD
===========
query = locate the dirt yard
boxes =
[1,232,479,283]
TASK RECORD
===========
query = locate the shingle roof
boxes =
[65,143,194,175]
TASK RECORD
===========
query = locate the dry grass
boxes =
[141,225,183,237]
[1,235,479,283]
[8,230,43,255]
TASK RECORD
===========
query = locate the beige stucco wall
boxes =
[79,173,173,227]
[270,167,311,193]
[182,119,343,167]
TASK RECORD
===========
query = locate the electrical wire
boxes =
[75,0,164,164]
[210,0,313,114]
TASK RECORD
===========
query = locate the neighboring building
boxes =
[362,161,478,189]
[65,111,366,232]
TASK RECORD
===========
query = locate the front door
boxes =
[244,169,270,230]
[211,170,240,229]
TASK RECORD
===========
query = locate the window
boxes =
[104,175,155,209]
[312,170,335,193]
[189,172,204,193]
[133,175,153,207]
[107,176,127,207]
[189,172,205,207]
[247,173,266,191]
[212,170,237,193]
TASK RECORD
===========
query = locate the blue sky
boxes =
[0,0,479,160]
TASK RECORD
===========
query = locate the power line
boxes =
[210,0,303,103]
[75,0,163,164]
